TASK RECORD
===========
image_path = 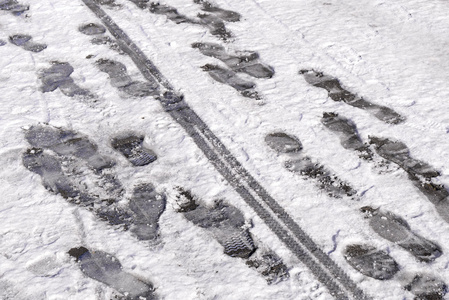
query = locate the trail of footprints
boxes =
[265,71,446,298]
[0,2,47,50]
[265,132,356,198]
[22,124,289,297]
[18,14,286,296]
[128,0,236,40]
[262,72,445,298]
[176,188,289,284]
[321,111,449,224]
[193,42,274,100]
[13,0,448,298]
[300,69,404,125]
[265,132,446,299]
[125,0,274,100]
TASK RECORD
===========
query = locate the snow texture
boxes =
[2,0,449,299]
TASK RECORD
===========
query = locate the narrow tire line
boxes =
[81,1,370,299]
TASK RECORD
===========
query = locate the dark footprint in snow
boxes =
[0,40,6,46]
[369,137,440,180]
[79,23,124,54]
[197,13,232,40]
[194,0,241,22]
[264,132,303,153]
[361,206,442,263]
[130,1,232,40]
[22,147,131,227]
[23,124,167,241]
[405,274,447,300]
[176,188,288,283]
[90,36,124,54]
[192,42,274,79]
[9,34,47,52]
[343,244,399,280]
[368,136,449,223]
[111,134,157,166]
[201,64,260,99]
[39,62,95,99]
[22,148,95,204]
[0,0,29,16]
[177,188,256,259]
[93,0,121,8]
[265,132,356,198]
[246,251,289,284]
[69,247,156,300]
[299,70,404,124]
[96,59,159,97]
[25,124,115,172]
[321,112,372,159]
[129,183,166,241]
[149,2,193,24]
[285,157,356,197]
[79,23,106,35]
[22,147,131,230]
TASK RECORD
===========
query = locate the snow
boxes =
[1,0,449,299]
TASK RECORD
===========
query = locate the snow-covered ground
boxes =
[1,0,449,299]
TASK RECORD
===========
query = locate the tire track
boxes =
[80,1,370,298]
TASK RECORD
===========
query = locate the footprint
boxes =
[93,0,121,8]
[25,124,115,172]
[0,0,29,16]
[369,137,440,179]
[176,188,289,283]
[404,274,447,300]
[264,132,303,153]
[68,247,156,300]
[23,145,132,227]
[265,132,356,198]
[79,23,106,35]
[78,23,124,54]
[22,148,95,204]
[192,42,274,79]
[0,40,6,46]
[343,244,399,280]
[27,254,62,277]
[299,70,404,124]
[111,134,157,167]
[9,34,46,52]
[39,62,95,99]
[361,206,442,263]
[90,36,124,54]
[194,0,241,22]
[368,136,449,223]
[246,250,289,285]
[129,1,233,40]
[96,59,159,97]
[176,188,256,259]
[149,2,192,24]
[197,13,232,40]
[23,124,167,242]
[201,64,260,99]
[322,112,372,159]
[129,183,166,241]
